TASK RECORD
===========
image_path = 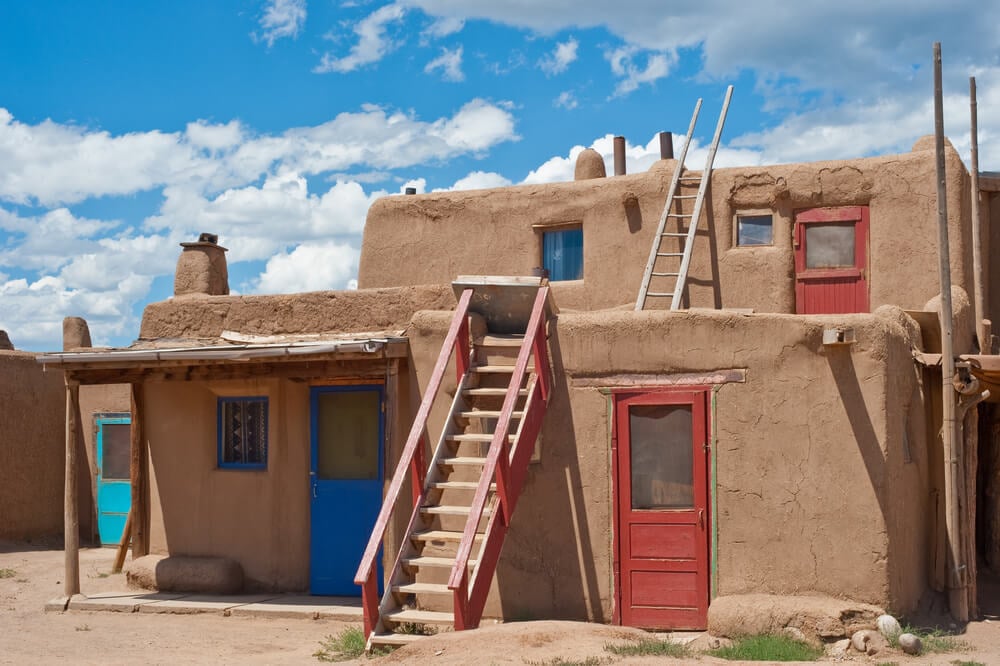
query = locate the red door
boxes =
[794,206,869,314]
[614,390,709,629]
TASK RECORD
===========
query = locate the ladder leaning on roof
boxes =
[635,85,734,311]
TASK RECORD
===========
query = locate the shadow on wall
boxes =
[495,320,604,621]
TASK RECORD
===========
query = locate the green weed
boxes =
[893,625,967,653]
[526,658,607,666]
[0,568,16,579]
[605,637,690,658]
[706,634,823,662]
[950,661,986,666]
[314,627,367,662]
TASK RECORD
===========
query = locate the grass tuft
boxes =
[314,627,367,662]
[526,658,607,666]
[605,637,690,658]
[706,634,823,662]
[950,661,986,666]
[75,624,91,632]
[0,568,16,579]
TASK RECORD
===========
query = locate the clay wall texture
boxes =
[407,306,929,619]
[359,143,978,320]
[0,353,65,540]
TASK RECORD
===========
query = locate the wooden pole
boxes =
[934,42,968,622]
[969,76,989,352]
[64,378,81,597]
[112,508,133,574]
[129,382,149,558]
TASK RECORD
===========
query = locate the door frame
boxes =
[793,205,870,314]
[308,383,385,595]
[95,412,132,546]
[611,387,712,628]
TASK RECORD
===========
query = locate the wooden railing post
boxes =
[361,572,378,637]
[456,312,470,382]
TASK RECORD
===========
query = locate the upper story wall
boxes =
[359,140,978,316]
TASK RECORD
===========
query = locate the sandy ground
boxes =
[2,541,1000,665]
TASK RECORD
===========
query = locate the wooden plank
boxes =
[112,508,134,574]
[64,379,81,597]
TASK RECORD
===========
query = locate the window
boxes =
[218,397,268,469]
[736,214,773,246]
[542,226,583,281]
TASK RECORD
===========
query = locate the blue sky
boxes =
[1,0,998,351]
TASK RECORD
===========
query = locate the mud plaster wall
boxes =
[78,384,132,542]
[408,308,929,620]
[143,365,413,591]
[0,353,66,540]
[139,285,454,340]
[360,144,976,318]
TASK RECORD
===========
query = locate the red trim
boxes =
[794,206,870,314]
[354,288,474,635]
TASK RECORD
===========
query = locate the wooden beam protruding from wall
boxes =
[64,378,81,597]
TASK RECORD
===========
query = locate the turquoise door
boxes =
[96,414,131,545]
[309,386,383,596]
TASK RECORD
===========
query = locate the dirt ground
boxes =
[2,541,999,665]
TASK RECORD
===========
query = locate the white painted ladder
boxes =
[635,85,734,311]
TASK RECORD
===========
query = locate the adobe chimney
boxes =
[174,233,229,297]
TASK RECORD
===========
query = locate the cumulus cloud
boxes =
[446,171,512,191]
[425,46,464,81]
[254,241,361,294]
[538,37,578,76]
[314,3,407,73]
[554,91,578,110]
[254,0,307,47]
[606,46,674,96]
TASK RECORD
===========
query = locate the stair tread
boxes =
[472,365,516,373]
[475,334,525,347]
[370,632,426,646]
[420,504,493,516]
[411,529,485,542]
[402,555,478,567]
[438,456,487,466]
[447,433,516,442]
[429,481,496,490]
[392,582,452,595]
[383,608,455,624]
[465,387,529,396]
[459,410,524,418]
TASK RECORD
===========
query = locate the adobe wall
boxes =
[360,142,974,317]
[139,284,455,340]
[0,352,65,540]
[407,306,930,620]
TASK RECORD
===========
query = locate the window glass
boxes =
[737,214,773,246]
[542,227,583,281]
[316,390,380,480]
[629,404,693,509]
[805,222,855,268]
[219,398,268,468]
[101,423,131,480]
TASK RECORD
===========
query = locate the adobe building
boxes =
[40,132,1000,647]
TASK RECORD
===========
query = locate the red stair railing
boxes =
[354,288,473,637]
[448,286,551,630]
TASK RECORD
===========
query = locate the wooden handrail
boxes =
[448,286,550,601]
[355,288,474,589]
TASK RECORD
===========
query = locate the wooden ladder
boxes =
[355,284,552,652]
[635,85,734,311]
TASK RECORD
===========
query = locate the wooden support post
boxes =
[112,508,133,574]
[64,378,81,597]
[129,382,149,558]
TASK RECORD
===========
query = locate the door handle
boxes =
[698,508,705,530]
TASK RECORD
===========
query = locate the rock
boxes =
[876,613,902,640]
[826,638,851,657]
[125,554,243,594]
[850,629,887,656]
[707,594,885,643]
[781,626,807,643]
[897,632,922,655]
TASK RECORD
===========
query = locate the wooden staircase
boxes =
[355,277,553,652]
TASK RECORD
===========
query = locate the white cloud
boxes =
[255,0,307,47]
[538,37,578,76]
[425,46,465,81]
[554,91,578,110]
[605,46,673,96]
[254,241,360,294]
[422,15,464,40]
[314,3,407,73]
[446,171,512,191]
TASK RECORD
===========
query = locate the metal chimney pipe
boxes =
[659,131,674,160]
[613,136,626,176]
[404,187,417,195]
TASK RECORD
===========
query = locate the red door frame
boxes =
[611,388,711,629]
[794,205,870,314]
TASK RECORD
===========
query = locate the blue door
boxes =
[96,414,131,545]
[309,386,384,596]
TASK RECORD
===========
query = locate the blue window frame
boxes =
[217,397,268,469]
[542,226,583,281]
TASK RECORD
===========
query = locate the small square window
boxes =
[542,226,583,281]
[218,397,268,469]
[736,214,773,246]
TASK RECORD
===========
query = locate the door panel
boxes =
[794,206,869,314]
[96,415,131,546]
[310,386,383,596]
[615,390,709,630]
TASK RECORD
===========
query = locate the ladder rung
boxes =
[383,608,455,625]
[680,176,702,181]
[446,433,516,443]
[438,456,487,466]
[472,365,514,373]
[459,410,523,419]
[392,582,452,595]
[673,194,697,199]
[663,232,688,237]
[402,555,477,569]
[656,252,684,257]
[464,387,529,396]
[650,272,679,277]
[428,481,496,491]
[645,292,675,297]
[411,529,485,542]
[666,213,692,218]
[420,504,493,517]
